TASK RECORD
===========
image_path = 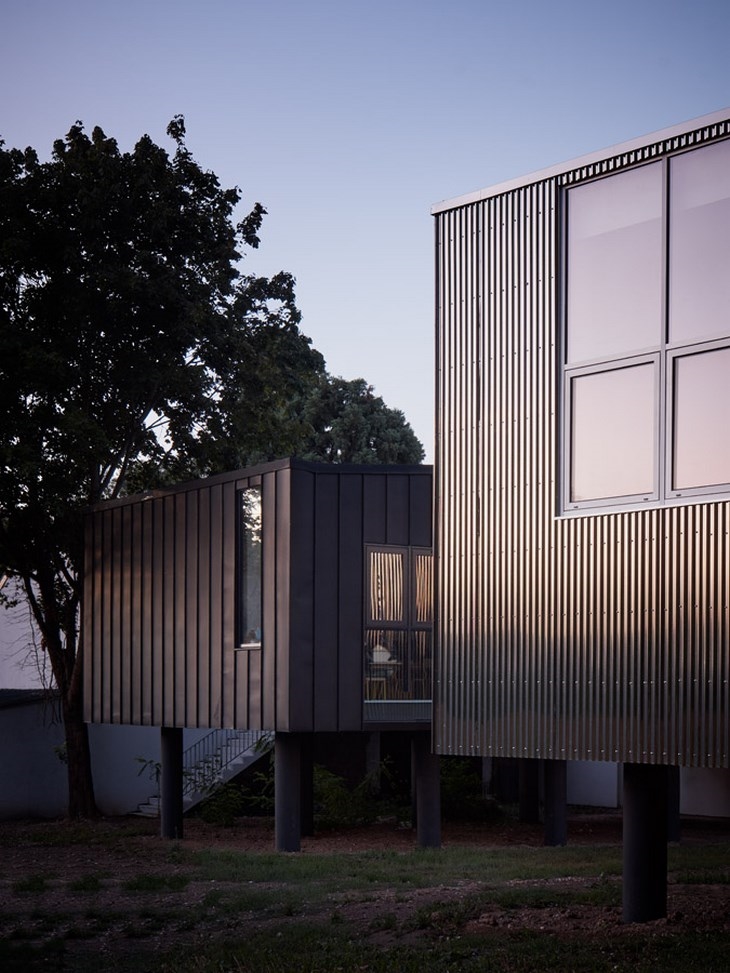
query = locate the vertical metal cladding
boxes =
[84,460,434,734]
[434,121,730,768]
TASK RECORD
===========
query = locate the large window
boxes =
[364,546,433,702]
[236,486,262,647]
[564,138,730,511]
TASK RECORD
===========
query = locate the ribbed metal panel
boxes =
[84,459,433,734]
[434,121,730,769]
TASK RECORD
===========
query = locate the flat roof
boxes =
[431,106,730,215]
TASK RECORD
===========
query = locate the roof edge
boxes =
[431,106,730,214]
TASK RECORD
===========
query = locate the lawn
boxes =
[0,813,728,972]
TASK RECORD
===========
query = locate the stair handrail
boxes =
[182,728,271,796]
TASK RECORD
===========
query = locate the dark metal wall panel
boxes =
[288,469,315,730]
[84,459,432,733]
[312,473,340,731]
[336,474,364,731]
[434,121,730,769]
[385,475,409,546]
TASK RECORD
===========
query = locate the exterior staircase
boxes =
[135,728,271,817]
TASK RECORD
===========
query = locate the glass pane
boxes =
[238,487,262,646]
[364,630,407,699]
[669,139,730,344]
[571,363,655,502]
[673,347,730,490]
[368,550,404,622]
[567,163,663,363]
[413,552,433,624]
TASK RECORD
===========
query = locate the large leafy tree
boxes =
[299,377,424,465]
[0,119,425,818]
[0,118,326,816]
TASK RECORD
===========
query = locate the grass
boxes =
[1,818,729,973]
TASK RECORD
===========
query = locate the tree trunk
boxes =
[62,690,98,819]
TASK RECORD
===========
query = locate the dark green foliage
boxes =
[298,376,425,465]
[0,118,423,817]
[198,783,245,827]
[440,756,503,822]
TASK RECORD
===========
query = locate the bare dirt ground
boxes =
[1,812,729,967]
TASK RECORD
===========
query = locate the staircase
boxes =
[136,728,271,817]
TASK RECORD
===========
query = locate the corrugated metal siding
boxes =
[434,121,730,769]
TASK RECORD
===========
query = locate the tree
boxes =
[299,377,425,465]
[0,118,325,816]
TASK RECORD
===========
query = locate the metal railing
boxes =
[182,728,271,796]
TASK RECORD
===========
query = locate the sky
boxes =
[1,1,729,685]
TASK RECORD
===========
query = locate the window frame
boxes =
[561,138,730,515]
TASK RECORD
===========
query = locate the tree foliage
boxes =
[0,118,424,816]
[0,118,324,815]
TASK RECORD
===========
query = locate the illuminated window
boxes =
[564,138,730,511]
[237,486,262,647]
[364,546,432,702]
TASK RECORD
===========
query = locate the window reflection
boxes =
[571,364,655,502]
[567,162,663,363]
[237,486,262,647]
[670,139,730,344]
[673,348,730,490]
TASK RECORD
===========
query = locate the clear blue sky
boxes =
[2,0,729,460]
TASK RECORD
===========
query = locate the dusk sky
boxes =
[2,0,729,465]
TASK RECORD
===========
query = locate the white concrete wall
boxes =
[0,697,68,817]
[680,768,730,817]
[567,760,621,808]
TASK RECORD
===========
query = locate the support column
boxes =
[300,735,314,838]
[275,732,301,852]
[518,758,540,823]
[412,734,441,849]
[623,763,668,923]
[667,765,681,844]
[160,726,184,840]
[543,759,567,846]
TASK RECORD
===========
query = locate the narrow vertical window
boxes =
[237,486,262,647]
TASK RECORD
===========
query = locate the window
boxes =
[563,138,730,511]
[364,546,433,702]
[236,486,262,647]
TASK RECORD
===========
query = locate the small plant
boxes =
[13,874,48,895]
[135,755,162,791]
[69,874,103,893]
[122,874,190,893]
[199,782,245,827]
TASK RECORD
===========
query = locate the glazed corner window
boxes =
[563,138,730,511]
[237,486,262,647]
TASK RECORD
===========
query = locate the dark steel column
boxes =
[412,733,441,848]
[519,758,540,823]
[300,735,314,838]
[160,726,184,840]
[623,763,668,922]
[543,759,567,846]
[275,732,301,852]
[667,765,681,844]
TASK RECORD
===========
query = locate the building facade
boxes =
[432,109,730,773]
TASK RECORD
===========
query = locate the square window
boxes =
[672,347,730,491]
[570,363,657,503]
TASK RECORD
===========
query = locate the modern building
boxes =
[83,457,437,848]
[432,109,730,920]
